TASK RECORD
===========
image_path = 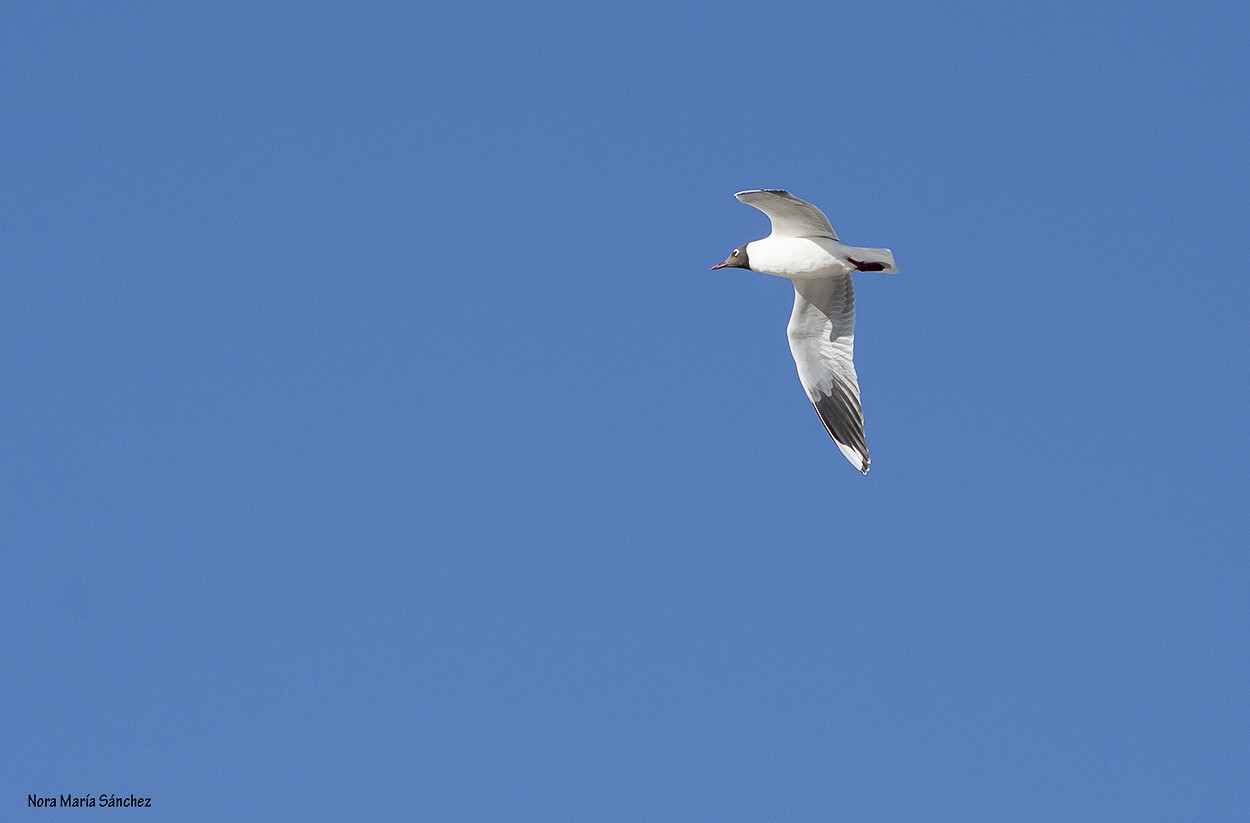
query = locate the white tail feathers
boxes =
[848,247,899,274]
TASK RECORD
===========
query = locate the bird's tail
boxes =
[847,247,899,274]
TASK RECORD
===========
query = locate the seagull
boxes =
[713,189,899,473]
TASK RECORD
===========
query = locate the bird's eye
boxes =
[732,249,739,256]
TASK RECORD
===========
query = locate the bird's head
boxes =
[711,244,751,271]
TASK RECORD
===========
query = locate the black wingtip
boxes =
[809,396,871,475]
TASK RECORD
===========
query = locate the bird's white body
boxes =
[746,236,887,280]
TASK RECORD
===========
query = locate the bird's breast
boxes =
[747,236,852,279]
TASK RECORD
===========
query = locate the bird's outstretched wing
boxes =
[787,274,868,473]
[735,189,839,240]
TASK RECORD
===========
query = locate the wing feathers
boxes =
[787,275,869,473]
[735,190,839,240]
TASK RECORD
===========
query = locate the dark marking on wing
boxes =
[811,386,869,473]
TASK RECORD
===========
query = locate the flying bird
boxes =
[713,189,899,473]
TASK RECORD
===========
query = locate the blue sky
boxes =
[3,1,1248,819]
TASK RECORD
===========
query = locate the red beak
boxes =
[711,261,728,270]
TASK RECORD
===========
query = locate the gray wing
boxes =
[736,190,839,240]
[787,275,869,473]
